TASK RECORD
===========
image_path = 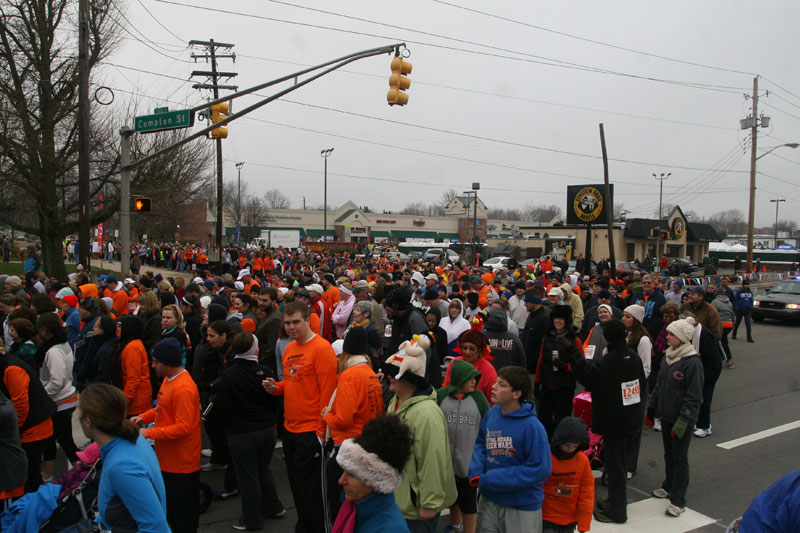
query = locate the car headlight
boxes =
[754,300,760,307]
[786,304,800,310]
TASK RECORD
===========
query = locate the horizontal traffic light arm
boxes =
[123,43,406,171]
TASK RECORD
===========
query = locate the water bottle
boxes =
[552,350,560,372]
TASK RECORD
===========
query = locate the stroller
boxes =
[39,460,102,532]
[572,391,608,485]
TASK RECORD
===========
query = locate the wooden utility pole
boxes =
[746,76,759,274]
[78,0,91,269]
[189,39,237,272]
[599,124,615,269]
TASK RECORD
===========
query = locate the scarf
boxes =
[331,500,356,533]
[664,343,696,366]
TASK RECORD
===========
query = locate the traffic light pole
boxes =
[119,127,133,277]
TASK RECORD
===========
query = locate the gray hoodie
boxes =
[711,294,734,324]
[484,308,527,371]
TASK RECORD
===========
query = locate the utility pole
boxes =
[78,0,91,270]
[599,124,615,269]
[321,148,334,243]
[189,39,237,270]
[653,172,671,261]
[770,198,785,247]
[746,76,759,274]
[119,127,133,276]
[235,162,244,246]
[473,183,480,263]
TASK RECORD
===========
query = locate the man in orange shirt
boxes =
[321,273,340,310]
[263,302,337,533]
[132,338,201,533]
[471,275,491,309]
[102,275,129,316]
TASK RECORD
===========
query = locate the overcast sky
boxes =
[101,0,800,227]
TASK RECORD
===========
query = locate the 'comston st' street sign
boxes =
[134,109,195,133]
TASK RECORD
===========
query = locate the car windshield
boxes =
[769,282,800,295]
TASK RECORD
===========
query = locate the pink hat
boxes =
[76,442,101,464]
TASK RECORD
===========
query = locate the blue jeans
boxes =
[733,310,752,339]
[406,514,440,533]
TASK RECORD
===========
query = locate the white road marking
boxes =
[716,420,800,450]
[591,497,717,532]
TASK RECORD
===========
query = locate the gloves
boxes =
[671,418,688,439]
[644,408,655,427]
[553,358,569,371]
[469,476,480,487]
[534,383,542,400]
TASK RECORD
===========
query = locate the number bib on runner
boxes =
[621,379,641,406]
[584,345,596,360]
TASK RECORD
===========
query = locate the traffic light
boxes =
[134,197,152,213]
[387,56,412,106]
[659,230,670,240]
[649,228,658,238]
[211,102,229,139]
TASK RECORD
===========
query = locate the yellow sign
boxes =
[672,217,686,239]
[572,187,604,223]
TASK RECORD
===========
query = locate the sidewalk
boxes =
[100,259,193,281]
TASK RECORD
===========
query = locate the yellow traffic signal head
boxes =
[211,102,230,138]
[387,57,412,106]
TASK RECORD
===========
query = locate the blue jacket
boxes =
[734,288,754,311]
[97,435,169,532]
[64,306,81,348]
[353,492,410,533]
[468,401,551,511]
[740,469,800,533]
[0,483,60,533]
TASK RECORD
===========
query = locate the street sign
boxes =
[134,109,195,133]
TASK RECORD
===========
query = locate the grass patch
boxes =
[1,262,118,279]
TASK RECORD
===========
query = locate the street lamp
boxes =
[235,162,244,246]
[321,148,334,244]
[747,143,799,271]
[770,198,786,247]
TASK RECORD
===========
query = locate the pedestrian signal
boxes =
[134,197,152,212]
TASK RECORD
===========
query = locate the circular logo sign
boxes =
[572,187,603,223]
[672,218,685,239]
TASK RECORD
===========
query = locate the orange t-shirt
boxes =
[238,256,247,269]
[121,339,152,416]
[324,364,383,444]
[253,257,263,272]
[4,366,54,443]
[275,334,337,438]
[322,286,340,310]
[140,370,201,473]
[197,253,208,265]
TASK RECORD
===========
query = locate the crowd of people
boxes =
[0,240,786,533]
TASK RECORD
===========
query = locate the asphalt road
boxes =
[64,316,800,532]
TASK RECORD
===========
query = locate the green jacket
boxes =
[388,388,457,520]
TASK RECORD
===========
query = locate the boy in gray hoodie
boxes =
[437,359,490,533]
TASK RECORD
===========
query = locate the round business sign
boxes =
[672,217,686,239]
[572,186,604,223]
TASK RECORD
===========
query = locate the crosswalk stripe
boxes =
[716,420,800,450]
[590,497,717,532]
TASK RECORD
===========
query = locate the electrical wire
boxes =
[760,101,800,122]
[152,0,749,95]
[761,76,800,104]
[105,8,191,63]
[135,0,187,44]
[430,0,757,77]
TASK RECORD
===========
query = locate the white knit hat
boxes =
[624,303,645,324]
[667,318,695,344]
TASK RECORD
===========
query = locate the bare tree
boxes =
[430,188,458,216]
[708,209,746,238]
[488,208,523,220]
[264,188,290,209]
[241,196,268,242]
[0,1,212,278]
[521,203,563,223]
[775,219,798,233]
[400,202,427,215]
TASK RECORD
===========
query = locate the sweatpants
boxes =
[21,439,47,493]
[162,470,200,533]
[283,429,329,533]
[660,420,693,508]
[602,435,629,522]
[44,407,79,463]
[476,498,542,533]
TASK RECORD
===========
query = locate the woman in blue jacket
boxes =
[78,383,170,532]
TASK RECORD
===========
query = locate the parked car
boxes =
[382,251,409,260]
[666,257,697,274]
[483,256,511,271]
[753,280,800,322]
[616,261,639,276]
[423,248,459,261]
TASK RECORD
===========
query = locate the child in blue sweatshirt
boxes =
[468,365,552,533]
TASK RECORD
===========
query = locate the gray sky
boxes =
[102,0,800,227]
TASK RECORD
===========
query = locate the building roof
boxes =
[334,209,357,223]
[687,222,721,242]
[624,218,661,239]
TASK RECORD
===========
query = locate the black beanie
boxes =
[97,316,117,337]
[152,337,183,367]
[603,318,627,344]
[343,327,369,355]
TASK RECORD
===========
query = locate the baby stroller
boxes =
[39,459,102,532]
[572,391,608,485]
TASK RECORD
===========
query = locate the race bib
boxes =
[621,379,641,406]
[584,345,596,360]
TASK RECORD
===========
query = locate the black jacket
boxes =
[255,306,282,372]
[484,308,526,371]
[538,328,581,390]
[648,353,704,425]
[569,340,646,437]
[0,355,57,432]
[84,335,121,385]
[215,358,278,435]
[522,305,550,374]
[192,338,232,393]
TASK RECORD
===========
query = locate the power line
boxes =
[105,5,190,62]
[760,101,800,122]
[761,76,800,104]
[280,98,751,171]
[431,0,756,77]
[135,0,187,44]
[152,0,749,95]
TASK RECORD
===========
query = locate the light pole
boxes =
[235,162,244,246]
[770,198,786,247]
[747,143,799,271]
[321,148,334,243]
[653,172,670,260]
